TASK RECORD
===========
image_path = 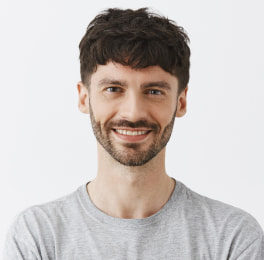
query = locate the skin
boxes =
[77,62,188,219]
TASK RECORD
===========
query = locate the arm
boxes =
[3,233,40,260]
[234,235,264,260]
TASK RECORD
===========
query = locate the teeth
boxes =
[115,129,148,136]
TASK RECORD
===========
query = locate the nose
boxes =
[118,91,148,122]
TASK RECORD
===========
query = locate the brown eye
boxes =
[106,87,122,92]
[148,89,162,95]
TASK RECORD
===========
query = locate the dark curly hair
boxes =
[79,8,190,93]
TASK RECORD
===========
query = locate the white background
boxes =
[1,0,264,253]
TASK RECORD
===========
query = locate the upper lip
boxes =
[113,128,151,131]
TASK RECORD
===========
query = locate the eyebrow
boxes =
[141,81,171,90]
[97,78,128,88]
[97,78,171,90]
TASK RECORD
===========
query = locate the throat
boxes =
[87,173,175,219]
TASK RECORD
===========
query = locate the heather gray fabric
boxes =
[4,180,264,259]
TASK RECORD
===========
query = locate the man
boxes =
[4,8,263,259]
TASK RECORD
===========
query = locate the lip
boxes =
[112,128,151,142]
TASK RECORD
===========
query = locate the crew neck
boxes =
[77,178,183,230]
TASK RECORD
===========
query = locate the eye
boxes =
[105,87,122,93]
[147,89,163,95]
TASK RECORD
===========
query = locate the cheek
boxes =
[90,97,116,124]
[151,102,176,128]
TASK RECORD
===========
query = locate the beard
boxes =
[89,102,177,166]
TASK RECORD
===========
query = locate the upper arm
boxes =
[3,229,40,260]
[233,235,264,260]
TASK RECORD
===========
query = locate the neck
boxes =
[87,144,175,219]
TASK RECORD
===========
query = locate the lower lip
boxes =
[113,130,150,142]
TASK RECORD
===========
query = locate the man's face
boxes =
[78,62,187,166]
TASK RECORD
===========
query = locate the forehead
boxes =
[90,62,179,89]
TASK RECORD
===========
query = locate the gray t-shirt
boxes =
[4,180,264,259]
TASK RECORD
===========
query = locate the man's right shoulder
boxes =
[4,184,86,259]
[13,184,86,227]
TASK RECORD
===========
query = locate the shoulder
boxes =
[4,185,87,259]
[7,184,86,240]
[175,181,264,258]
[177,181,263,233]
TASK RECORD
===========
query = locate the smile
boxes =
[114,129,149,136]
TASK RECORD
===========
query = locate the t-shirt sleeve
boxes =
[3,212,42,260]
[3,232,40,260]
[235,235,264,260]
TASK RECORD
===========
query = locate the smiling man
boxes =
[4,8,264,259]
[82,63,183,168]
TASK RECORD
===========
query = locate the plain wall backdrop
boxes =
[1,0,264,253]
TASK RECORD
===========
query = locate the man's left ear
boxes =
[176,87,188,118]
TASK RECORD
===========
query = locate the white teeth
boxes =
[115,129,148,136]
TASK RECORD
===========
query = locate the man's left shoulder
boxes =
[204,195,264,258]
[183,183,263,235]
[178,182,264,257]
[176,182,264,258]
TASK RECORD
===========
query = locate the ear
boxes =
[77,81,90,114]
[176,87,188,118]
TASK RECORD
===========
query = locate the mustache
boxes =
[106,120,159,132]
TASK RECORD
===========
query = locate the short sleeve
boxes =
[3,211,42,260]
[3,228,40,260]
[235,235,264,260]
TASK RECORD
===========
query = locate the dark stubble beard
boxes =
[89,101,177,166]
